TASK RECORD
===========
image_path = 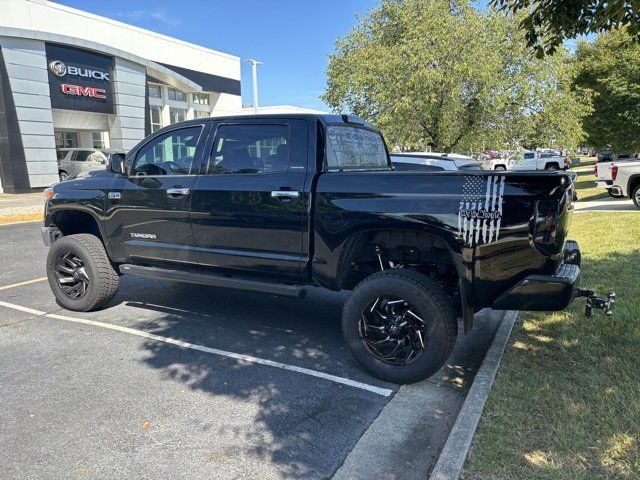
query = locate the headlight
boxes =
[44,187,54,201]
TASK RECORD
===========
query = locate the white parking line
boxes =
[0,300,394,397]
[0,277,47,291]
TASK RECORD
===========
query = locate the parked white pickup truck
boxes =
[595,158,640,208]
[483,149,569,171]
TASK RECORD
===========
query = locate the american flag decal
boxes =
[457,175,505,246]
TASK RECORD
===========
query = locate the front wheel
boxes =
[46,234,119,311]
[633,185,640,209]
[59,171,68,181]
[545,164,559,171]
[342,269,458,384]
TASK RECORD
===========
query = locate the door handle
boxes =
[271,190,300,200]
[167,187,190,197]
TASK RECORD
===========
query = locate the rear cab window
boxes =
[325,125,391,170]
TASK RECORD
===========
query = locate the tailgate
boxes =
[595,161,614,181]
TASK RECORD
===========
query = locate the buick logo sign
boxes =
[48,59,110,81]
[49,60,67,77]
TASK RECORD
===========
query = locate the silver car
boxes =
[391,152,484,171]
[56,148,125,181]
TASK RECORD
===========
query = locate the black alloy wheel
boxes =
[46,234,119,311]
[54,252,90,299]
[360,296,427,366]
[342,269,457,384]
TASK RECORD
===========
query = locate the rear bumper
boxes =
[595,180,613,188]
[492,241,581,311]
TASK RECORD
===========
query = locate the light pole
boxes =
[245,59,262,114]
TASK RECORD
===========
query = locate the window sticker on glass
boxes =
[326,126,389,169]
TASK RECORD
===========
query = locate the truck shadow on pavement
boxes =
[108,280,391,479]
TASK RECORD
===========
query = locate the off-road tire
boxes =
[46,234,119,311]
[633,184,640,209]
[342,269,458,384]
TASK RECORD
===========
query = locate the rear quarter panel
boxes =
[313,170,574,308]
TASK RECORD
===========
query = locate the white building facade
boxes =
[0,0,242,193]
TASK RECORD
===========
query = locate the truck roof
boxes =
[174,113,375,129]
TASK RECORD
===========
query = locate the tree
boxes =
[491,0,640,58]
[323,0,587,152]
[575,29,640,153]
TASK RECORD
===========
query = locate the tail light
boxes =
[611,166,618,180]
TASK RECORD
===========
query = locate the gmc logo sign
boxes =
[61,83,107,99]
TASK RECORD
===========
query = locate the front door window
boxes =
[131,127,202,176]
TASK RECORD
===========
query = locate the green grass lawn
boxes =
[463,213,640,480]
[573,156,598,170]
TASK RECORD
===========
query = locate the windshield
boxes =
[326,125,390,169]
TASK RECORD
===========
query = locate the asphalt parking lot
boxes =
[0,221,504,479]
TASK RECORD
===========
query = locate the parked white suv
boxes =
[56,148,125,181]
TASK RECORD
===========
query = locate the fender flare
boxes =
[334,227,475,328]
[627,174,640,198]
[47,205,108,244]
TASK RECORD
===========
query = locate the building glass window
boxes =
[150,105,163,132]
[193,93,210,105]
[168,88,186,102]
[193,110,210,119]
[92,132,105,148]
[55,131,78,148]
[170,107,186,125]
[148,84,162,98]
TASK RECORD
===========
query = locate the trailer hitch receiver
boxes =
[575,288,616,317]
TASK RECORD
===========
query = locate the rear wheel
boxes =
[494,165,506,171]
[342,269,457,384]
[633,184,640,209]
[46,234,119,311]
[545,163,559,171]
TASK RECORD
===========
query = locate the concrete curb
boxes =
[429,310,519,480]
[0,213,42,224]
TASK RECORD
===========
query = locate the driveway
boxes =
[0,221,504,479]
[575,197,637,212]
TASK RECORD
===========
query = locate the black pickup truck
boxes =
[41,114,612,384]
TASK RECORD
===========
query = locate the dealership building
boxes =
[0,0,243,193]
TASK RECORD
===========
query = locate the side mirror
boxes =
[108,153,126,175]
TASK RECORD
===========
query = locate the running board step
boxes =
[119,264,306,299]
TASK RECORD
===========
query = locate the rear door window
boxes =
[73,151,91,162]
[208,124,292,174]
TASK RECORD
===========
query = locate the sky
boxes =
[56,0,382,111]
